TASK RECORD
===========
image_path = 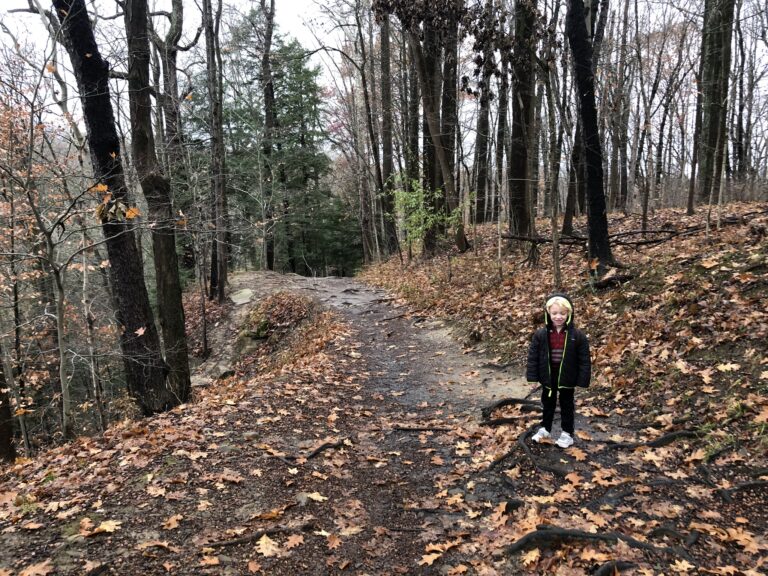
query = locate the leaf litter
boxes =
[0,204,767,574]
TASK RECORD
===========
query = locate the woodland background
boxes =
[0,0,765,457]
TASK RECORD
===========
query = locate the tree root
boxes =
[585,485,634,509]
[262,438,347,463]
[593,561,636,576]
[507,526,678,556]
[391,425,452,432]
[482,414,537,427]
[300,439,347,460]
[489,423,567,477]
[717,480,768,502]
[481,398,540,420]
[605,430,700,450]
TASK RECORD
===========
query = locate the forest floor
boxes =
[1,202,767,576]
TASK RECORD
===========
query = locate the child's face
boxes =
[548,303,569,329]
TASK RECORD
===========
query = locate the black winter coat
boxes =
[526,327,591,389]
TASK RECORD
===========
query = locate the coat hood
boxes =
[544,292,576,329]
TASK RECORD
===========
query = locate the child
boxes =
[526,294,591,448]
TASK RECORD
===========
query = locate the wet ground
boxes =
[195,271,528,415]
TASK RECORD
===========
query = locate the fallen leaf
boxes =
[200,556,219,566]
[521,548,540,567]
[91,520,121,534]
[684,449,707,464]
[418,553,442,566]
[21,522,44,530]
[256,534,280,557]
[327,534,342,550]
[671,559,695,573]
[565,472,583,486]
[284,534,304,549]
[716,362,740,372]
[569,447,588,461]
[247,560,262,573]
[163,514,183,529]
[306,492,328,502]
[19,560,54,576]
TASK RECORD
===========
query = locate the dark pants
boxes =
[541,386,575,434]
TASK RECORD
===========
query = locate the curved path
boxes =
[194,271,528,414]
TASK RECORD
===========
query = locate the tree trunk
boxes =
[260,0,277,270]
[474,0,494,225]
[0,346,15,461]
[508,0,537,239]
[126,0,191,405]
[203,0,228,301]
[440,9,460,223]
[697,0,736,203]
[380,14,399,255]
[565,0,614,272]
[494,52,509,222]
[52,0,171,414]
[408,29,469,253]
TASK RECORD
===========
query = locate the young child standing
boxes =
[526,294,591,448]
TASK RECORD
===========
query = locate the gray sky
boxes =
[1,0,325,50]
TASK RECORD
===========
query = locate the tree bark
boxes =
[52,0,171,414]
[260,0,277,270]
[0,349,15,461]
[126,0,190,404]
[380,14,399,255]
[474,0,494,225]
[697,0,736,203]
[494,51,509,222]
[508,0,536,238]
[565,0,614,272]
[203,0,228,301]
[408,29,469,253]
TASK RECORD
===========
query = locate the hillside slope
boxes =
[0,203,765,576]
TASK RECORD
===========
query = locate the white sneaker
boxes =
[556,432,574,448]
[532,427,551,443]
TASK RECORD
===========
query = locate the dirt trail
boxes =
[193,271,528,413]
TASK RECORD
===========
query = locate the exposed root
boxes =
[593,561,637,576]
[481,398,541,420]
[717,480,768,502]
[507,526,679,556]
[605,430,701,450]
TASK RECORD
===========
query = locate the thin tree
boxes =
[380,13,399,255]
[125,0,191,403]
[202,0,228,302]
[565,0,614,273]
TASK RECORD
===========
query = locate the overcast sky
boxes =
[1,0,325,50]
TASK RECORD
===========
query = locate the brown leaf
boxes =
[21,522,44,530]
[569,447,588,461]
[418,553,442,566]
[256,534,280,557]
[284,534,304,549]
[247,560,262,573]
[327,534,342,550]
[163,514,183,530]
[521,548,540,567]
[91,520,121,535]
[200,556,220,566]
[19,560,54,576]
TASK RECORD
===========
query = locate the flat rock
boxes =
[230,288,255,305]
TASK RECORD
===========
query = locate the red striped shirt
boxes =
[549,329,566,365]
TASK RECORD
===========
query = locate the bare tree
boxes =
[125,0,191,403]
